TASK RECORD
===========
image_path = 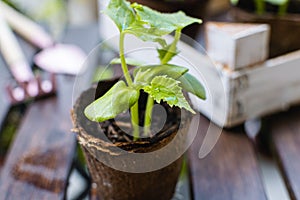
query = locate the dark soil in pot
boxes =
[72,79,192,200]
[128,0,209,38]
[231,0,300,58]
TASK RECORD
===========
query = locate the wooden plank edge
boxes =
[187,115,267,200]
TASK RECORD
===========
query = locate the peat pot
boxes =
[72,79,193,200]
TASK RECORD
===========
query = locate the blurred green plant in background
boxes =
[231,0,292,15]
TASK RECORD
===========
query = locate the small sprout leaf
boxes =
[143,76,195,113]
[103,0,135,31]
[132,3,202,31]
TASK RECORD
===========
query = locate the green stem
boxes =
[143,95,154,135]
[119,32,133,86]
[143,29,182,136]
[131,103,139,140]
[278,1,288,16]
[119,32,139,139]
[161,29,181,65]
[255,0,265,15]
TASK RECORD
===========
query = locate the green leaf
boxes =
[157,44,179,63]
[143,76,195,113]
[110,57,144,67]
[102,0,168,45]
[125,26,167,46]
[93,65,114,82]
[102,0,135,31]
[134,64,188,86]
[178,73,206,100]
[103,0,202,50]
[132,3,202,32]
[84,81,139,122]
[103,0,201,46]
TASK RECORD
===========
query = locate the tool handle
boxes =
[0,1,54,49]
[0,13,34,82]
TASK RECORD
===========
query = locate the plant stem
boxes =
[255,0,265,15]
[143,29,182,135]
[161,29,182,65]
[131,103,139,140]
[278,1,288,16]
[119,32,139,139]
[143,95,154,135]
[119,32,133,86]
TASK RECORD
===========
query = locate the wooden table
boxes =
[0,23,300,200]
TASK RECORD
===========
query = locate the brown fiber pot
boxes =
[231,6,300,58]
[128,0,209,38]
[72,79,192,200]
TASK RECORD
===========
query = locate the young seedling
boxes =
[84,0,206,140]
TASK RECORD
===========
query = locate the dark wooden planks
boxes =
[0,25,99,199]
[188,115,267,200]
[270,106,300,200]
[0,79,10,131]
[0,96,76,199]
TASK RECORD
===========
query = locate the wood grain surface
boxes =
[188,115,267,200]
[0,25,99,199]
[270,106,300,200]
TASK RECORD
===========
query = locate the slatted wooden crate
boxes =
[193,22,300,128]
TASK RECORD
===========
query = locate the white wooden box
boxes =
[188,49,300,127]
[206,22,270,71]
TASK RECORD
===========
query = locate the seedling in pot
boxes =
[84,0,206,140]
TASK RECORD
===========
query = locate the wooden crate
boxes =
[190,22,300,127]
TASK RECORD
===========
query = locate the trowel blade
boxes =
[34,43,86,75]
